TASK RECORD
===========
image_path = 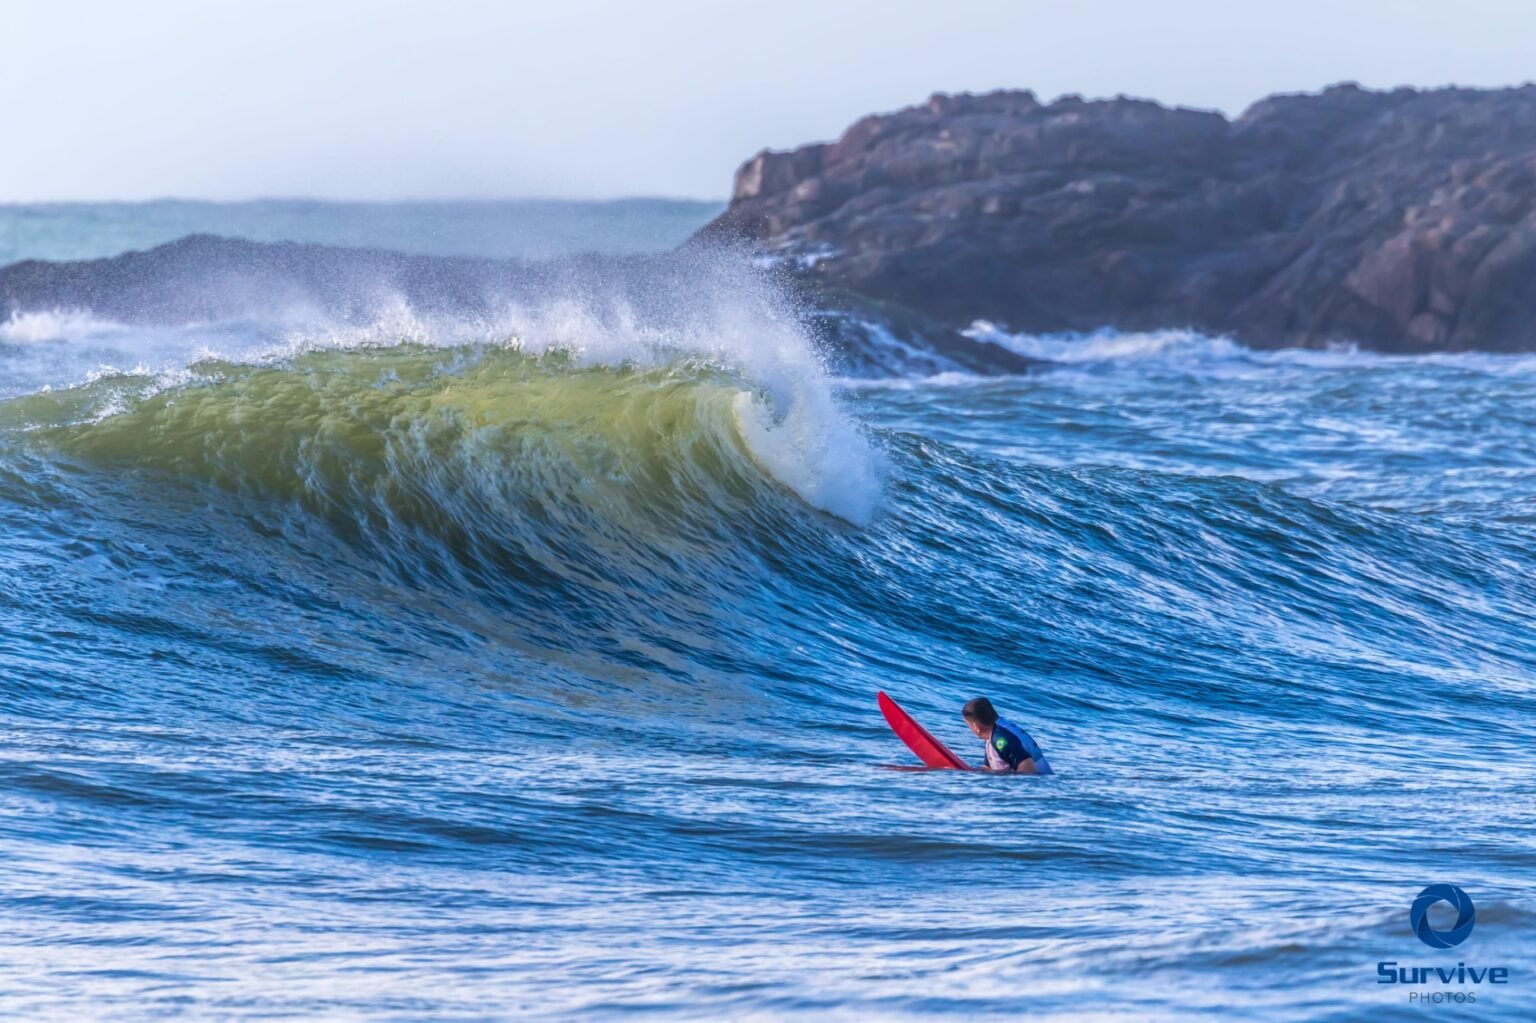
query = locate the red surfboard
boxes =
[878,691,971,770]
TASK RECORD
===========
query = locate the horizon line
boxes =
[0,195,728,209]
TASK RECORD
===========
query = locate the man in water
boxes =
[963,697,1053,775]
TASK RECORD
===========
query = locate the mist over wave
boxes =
[0,255,882,524]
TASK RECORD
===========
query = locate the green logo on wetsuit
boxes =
[994,737,1007,750]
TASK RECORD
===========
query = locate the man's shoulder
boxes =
[995,719,1043,758]
[993,720,1027,746]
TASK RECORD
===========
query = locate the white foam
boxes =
[964,321,1536,375]
[0,308,127,344]
[732,388,881,526]
[965,322,1251,365]
[835,370,988,391]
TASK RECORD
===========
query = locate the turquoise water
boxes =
[1,212,1533,1020]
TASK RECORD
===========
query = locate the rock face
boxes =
[701,84,1536,352]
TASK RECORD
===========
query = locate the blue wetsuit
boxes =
[984,718,1053,774]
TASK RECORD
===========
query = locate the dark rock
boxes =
[698,84,1536,352]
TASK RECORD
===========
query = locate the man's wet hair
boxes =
[962,697,998,726]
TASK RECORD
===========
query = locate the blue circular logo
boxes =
[1410,884,1476,948]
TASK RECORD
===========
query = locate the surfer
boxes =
[963,698,1053,775]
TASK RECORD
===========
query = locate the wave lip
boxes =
[7,341,877,530]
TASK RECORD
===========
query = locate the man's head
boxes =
[962,697,998,737]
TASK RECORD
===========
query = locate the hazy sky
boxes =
[3,0,1531,202]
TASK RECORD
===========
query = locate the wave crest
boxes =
[9,343,878,536]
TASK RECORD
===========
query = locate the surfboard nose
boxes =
[878,691,971,770]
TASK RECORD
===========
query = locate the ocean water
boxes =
[0,199,722,266]
[1,216,1534,1021]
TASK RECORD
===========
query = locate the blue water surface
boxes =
[0,222,1533,1020]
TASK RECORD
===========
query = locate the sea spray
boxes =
[1,253,883,525]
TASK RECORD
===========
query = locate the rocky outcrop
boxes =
[700,84,1536,352]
